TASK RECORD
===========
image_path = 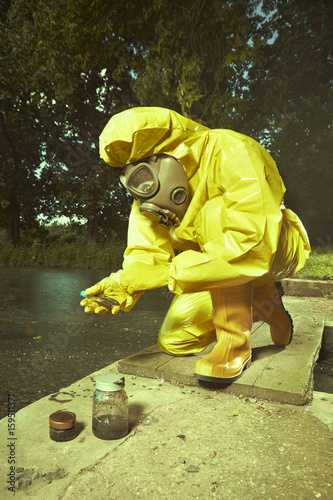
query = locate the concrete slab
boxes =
[118,300,324,405]
[0,364,194,500]
[1,372,332,500]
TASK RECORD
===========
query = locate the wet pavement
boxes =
[0,267,173,419]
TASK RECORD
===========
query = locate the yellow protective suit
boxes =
[96,107,310,361]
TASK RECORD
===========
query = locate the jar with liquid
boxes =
[92,374,128,440]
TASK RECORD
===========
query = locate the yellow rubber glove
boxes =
[80,272,144,315]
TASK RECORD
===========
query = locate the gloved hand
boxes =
[80,272,144,315]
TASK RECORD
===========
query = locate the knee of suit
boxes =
[158,324,216,356]
[157,291,215,356]
[158,336,184,356]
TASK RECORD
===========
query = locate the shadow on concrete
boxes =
[252,345,285,361]
[76,421,86,437]
[129,402,145,431]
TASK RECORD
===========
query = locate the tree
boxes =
[0,0,51,245]
[2,0,331,247]
[1,0,147,244]
[0,0,270,244]
[241,0,333,244]
[132,0,266,127]
[45,0,268,242]
[30,0,150,242]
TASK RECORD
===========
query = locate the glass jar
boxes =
[49,410,76,442]
[92,374,128,440]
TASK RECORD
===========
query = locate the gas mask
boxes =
[120,155,189,227]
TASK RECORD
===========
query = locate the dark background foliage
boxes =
[1,0,332,248]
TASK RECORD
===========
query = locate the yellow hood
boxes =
[100,107,209,178]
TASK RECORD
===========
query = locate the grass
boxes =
[294,247,333,281]
[0,239,126,270]
[0,235,332,281]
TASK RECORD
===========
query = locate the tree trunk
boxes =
[87,216,99,243]
[2,118,21,246]
[5,192,20,246]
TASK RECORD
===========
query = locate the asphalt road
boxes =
[0,267,173,419]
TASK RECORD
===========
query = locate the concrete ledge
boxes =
[118,322,323,406]
[1,376,332,499]
[118,300,324,406]
[282,278,333,298]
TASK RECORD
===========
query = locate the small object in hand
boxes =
[80,291,119,308]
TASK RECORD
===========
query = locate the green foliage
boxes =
[1,0,142,244]
[240,0,333,244]
[0,0,50,244]
[0,225,126,269]
[0,240,125,269]
[295,247,333,281]
[31,0,140,239]
[1,0,331,249]
[132,0,264,126]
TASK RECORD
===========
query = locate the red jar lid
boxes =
[49,410,76,430]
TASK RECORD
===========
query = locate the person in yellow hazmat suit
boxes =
[80,107,311,383]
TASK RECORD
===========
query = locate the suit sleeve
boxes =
[119,200,174,293]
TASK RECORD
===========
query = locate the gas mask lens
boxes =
[124,163,159,198]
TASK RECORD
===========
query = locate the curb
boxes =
[282,278,333,298]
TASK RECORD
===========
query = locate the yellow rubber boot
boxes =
[194,282,253,383]
[252,282,293,346]
[158,291,215,356]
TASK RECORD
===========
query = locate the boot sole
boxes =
[194,358,252,384]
